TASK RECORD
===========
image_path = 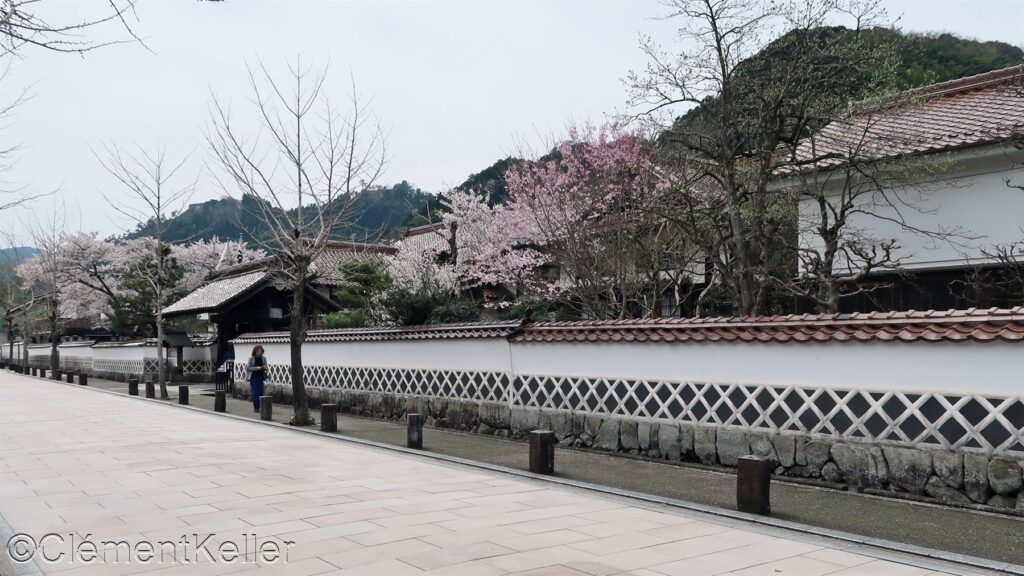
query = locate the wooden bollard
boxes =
[737,455,772,515]
[407,413,425,449]
[78,371,88,386]
[178,385,189,405]
[320,403,338,432]
[66,371,74,383]
[145,381,155,399]
[259,396,272,421]
[53,369,61,381]
[214,390,227,412]
[128,378,139,396]
[529,430,556,475]
[39,367,46,379]
[31,367,37,376]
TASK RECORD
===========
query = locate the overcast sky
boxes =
[2,0,1022,241]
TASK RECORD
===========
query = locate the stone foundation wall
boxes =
[236,381,1024,513]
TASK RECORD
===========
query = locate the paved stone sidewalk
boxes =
[0,373,984,575]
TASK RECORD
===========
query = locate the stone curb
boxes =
[14,373,1024,576]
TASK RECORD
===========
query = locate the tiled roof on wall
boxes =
[512,308,1024,344]
[232,320,523,344]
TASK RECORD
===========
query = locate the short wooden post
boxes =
[145,381,155,399]
[214,390,227,412]
[66,370,74,383]
[529,430,556,475]
[78,371,88,386]
[178,385,189,405]
[407,413,425,449]
[737,455,772,515]
[53,369,61,381]
[31,367,37,376]
[320,403,338,432]
[128,378,139,396]
[259,396,272,421]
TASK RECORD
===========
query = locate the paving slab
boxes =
[0,372,1009,575]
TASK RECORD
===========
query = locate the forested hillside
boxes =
[124,181,431,244]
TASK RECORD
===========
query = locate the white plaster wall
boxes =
[2,340,23,358]
[796,145,1024,272]
[181,346,213,361]
[58,344,95,360]
[508,340,1022,397]
[256,339,513,373]
[92,345,149,362]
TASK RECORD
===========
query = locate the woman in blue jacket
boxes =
[247,345,267,412]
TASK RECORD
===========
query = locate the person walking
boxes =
[247,345,267,412]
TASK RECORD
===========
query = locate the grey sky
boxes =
[2,0,1022,241]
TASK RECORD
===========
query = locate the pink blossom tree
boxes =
[495,123,691,319]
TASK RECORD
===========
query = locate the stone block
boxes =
[748,433,778,462]
[546,411,572,441]
[679,425,695,458]
[964,454,992,503]
[716,429,750,466]
[427,397,447,419]
[803,441,832,468]
[638,422,659,453]
[658,423,680,460]
[772,436,796,468]
[510,407,540,437]
[694,427,717,465]
[619,421,639,451]
[479,401,512,428]
[924,476,971,504]
[595,419,620,451]
[821,462,843,483]
[830,444,888,488]
[882,447,932,494]
[932,452,964,489]
[987,458,1023,496]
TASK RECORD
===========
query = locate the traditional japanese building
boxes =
[163,241,397,366]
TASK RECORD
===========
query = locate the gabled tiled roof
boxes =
[792,65,1024,171]
[163,271,268,317]
[512,308,1024,344]
[206,241,397,287]
[232,320,523,344]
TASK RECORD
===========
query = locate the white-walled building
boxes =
[784,65,1024,311]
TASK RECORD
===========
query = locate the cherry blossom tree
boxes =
[172,237,264,292]
[498,124,692,319]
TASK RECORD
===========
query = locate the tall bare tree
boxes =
[97,144,195,399]
[208,59,386,425]
[628,0,900,315]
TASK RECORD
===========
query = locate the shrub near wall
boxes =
[231,310,1024,512]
